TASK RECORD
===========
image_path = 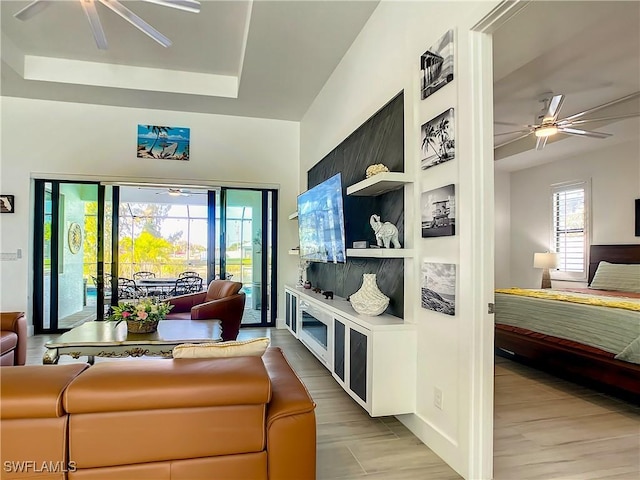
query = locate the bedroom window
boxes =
[551,181,590,281]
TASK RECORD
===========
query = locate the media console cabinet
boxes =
[284,284,415,416]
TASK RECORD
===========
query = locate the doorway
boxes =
[33,181,277,333]
[33,180,102,332]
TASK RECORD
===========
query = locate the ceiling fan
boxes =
[495,91,640,151]
[154,188,206,197]
[13,0,201,50]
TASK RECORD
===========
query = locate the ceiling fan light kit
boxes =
[14,0,201,50]
[495,91,640,151]
[534,125,558,138]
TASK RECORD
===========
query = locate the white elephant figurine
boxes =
[369,214,401,248]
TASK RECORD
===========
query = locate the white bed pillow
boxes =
[589,261,640,293]
[173,337,270,358]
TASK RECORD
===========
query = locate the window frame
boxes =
[549,179,591,282]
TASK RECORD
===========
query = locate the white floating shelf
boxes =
[346,172,413,196]
[288,249,300,255]
[288,211,298,220]
[347,248,414,258]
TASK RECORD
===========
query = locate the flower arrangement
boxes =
[365,163,389,178]
[108,298,173,333]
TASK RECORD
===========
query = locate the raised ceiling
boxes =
[2,1,638,170]
[1,0,379,120]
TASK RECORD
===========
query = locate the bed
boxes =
[494,244,640,401]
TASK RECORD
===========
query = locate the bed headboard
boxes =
[588,244,640,284]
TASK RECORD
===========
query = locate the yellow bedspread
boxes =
[495,288,640,312]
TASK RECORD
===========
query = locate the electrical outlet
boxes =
[434,387,443,410]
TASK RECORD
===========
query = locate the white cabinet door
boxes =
[284,288,299,338]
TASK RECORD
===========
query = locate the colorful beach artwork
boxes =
[137,125,190,160]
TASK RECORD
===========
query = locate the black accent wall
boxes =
[306,92,405,318]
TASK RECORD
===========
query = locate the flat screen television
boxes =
[297,173,347,263]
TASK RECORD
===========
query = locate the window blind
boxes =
[552,185,586,273]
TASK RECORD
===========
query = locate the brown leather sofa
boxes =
[165,280,246,341]
[0,347,316,480]
[1,312,27,366]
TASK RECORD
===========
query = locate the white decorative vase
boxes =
[349,274,389,316]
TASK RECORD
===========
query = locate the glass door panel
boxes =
[34,180,100,333]
[222,188,276,327]
[57,183,99,328]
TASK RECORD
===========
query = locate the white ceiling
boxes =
[492,1,640,171]
[1,1,638,171]
[1,0,379,120]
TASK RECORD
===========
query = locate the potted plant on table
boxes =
[108,298,173,333]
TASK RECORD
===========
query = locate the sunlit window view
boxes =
[118,202,209,279]
[35,182,275,332]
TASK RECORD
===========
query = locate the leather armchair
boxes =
[165,280,246,341]
[1,312,27,366]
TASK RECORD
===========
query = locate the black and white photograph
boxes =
[420,29,454,100]
[0,195,15,213]
[421,108,455,170]
[421,184,455,237]
[421,261,456,315]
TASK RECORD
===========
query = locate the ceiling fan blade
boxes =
[561,91,640,123]
[142,0,201,14]
[98,0,172,47]
[542,94,565,123]
[81,0,108,50]
[494,129,532,137]
[13,0,51,20]
[535,136,548,150]
[494,131,533,149]
[558,112,640,127]
[557,127,612,139]
[494,121,531,127]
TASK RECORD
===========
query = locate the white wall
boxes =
[494,170,511,288]
[508,140,640,288]
[0,97,300,326]
[300,2,499,478]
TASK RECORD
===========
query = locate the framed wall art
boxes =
[420,29,454,100]
[421,184,455,237]
[0,195,15,213]
[137,125,190,160]
[636,198,640,237]
[421,108,455,170]
[421,261,456,315]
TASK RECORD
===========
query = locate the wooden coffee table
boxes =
[43,319,222,364]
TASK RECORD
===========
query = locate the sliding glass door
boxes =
[34,181,104,332]
[220,188,277,327]
[34,181,277,333]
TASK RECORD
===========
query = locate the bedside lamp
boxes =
[533,252,558,289]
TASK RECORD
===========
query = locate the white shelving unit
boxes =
[285,285,415,417]
[346,172,412,196]
[288,211,298,220]
[347,248,413,258]
[288,249,300,255]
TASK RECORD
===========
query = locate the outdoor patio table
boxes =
[137,277,178,297]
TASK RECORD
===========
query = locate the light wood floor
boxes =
[24,328,639,479]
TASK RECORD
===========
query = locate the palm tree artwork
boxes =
[146,125,171,158]
[421,108,455,170]
[137,125,190,160]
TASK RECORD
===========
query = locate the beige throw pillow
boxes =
[173,337,270,359]
[589,261,640,293]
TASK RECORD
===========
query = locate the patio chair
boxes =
[117,277,145,300]
[166,276,203,297]
[165,280,246,341]
[178,271,200,279]
[133,271,156,280]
